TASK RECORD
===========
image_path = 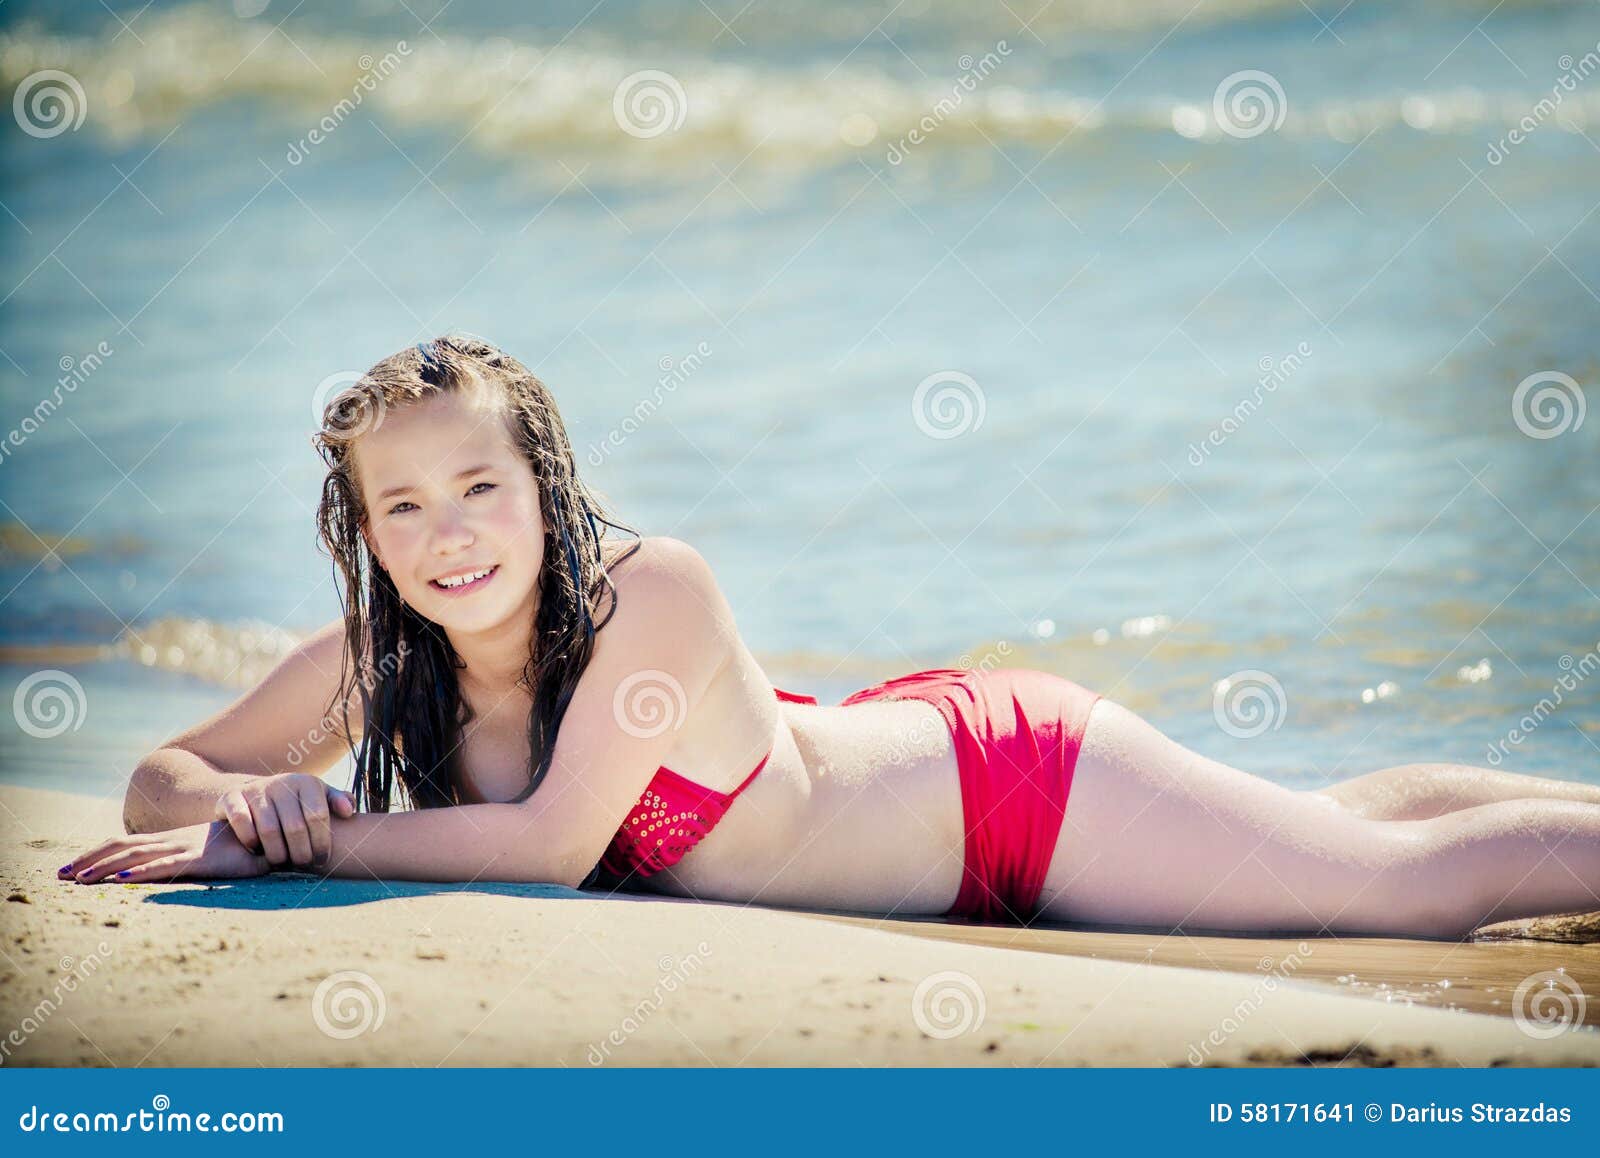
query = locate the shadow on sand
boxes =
[140,875,664,911]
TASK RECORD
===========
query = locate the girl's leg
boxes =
[1308,763,1600,820]
[1037,699,1600,938]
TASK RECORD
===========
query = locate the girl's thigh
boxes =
[1038,698,1409,932]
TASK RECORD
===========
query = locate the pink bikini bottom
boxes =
[839,667,1101,925]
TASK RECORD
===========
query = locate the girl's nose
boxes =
[429,507,475,554]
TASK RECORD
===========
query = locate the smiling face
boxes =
[355,386,546,640]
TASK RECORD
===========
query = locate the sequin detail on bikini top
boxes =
[596,686,817,881]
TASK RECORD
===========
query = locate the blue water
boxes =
[1,0,1597,795]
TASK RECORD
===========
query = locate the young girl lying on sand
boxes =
[61,336,1600,937]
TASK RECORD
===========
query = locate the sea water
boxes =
[1,0,1596,795]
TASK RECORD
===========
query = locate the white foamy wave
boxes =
[109,616,307,688]
[3,5,1597,181]
[1,616,312,689]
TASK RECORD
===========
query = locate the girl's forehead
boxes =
[357,392,519,484]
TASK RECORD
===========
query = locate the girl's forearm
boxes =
[124,748,265,834]
[317,804,586,887]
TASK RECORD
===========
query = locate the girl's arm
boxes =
[315,537,740,888]
[316,803,587,886]
[123,620,358,833]
[75,537,744,891]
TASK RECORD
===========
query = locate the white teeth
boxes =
[436,568,492,589]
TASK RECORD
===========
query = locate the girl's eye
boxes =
[466,482,497,497]
[388,501,418,515]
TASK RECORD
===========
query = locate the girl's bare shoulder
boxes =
[597,535,743,662]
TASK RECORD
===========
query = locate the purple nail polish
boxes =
[115,870,130,878]
[59,864,73,873]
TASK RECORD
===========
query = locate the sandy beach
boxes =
[2,784,1596,1068]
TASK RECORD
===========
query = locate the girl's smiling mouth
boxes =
[429,565,499,595]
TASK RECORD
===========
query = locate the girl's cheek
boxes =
[373,526,421,571]
[493,508,531,537]
[489,494,539,535]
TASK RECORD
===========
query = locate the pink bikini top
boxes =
[594,686,817,884]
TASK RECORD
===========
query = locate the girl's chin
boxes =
[421,604,516,636]
[412,586,534,632]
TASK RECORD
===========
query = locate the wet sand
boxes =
[808,912,1600,1031]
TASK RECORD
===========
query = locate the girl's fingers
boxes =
[217,793,261,854]
[112,852,193,883]
[72,844,176,884]
[252,796,290,865]
[60,837,130,876]
[60,836,139,879]
[277,790,316,867]
[297,779,332,865]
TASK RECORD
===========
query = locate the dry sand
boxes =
[3,784,1596,1067]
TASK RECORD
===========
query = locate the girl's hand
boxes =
[214,772,356,870]
[59,821,272,885]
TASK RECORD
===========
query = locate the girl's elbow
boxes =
[544,854,592,891]
[532,846,592,890]
[491,847,588,889]
[122,756,166,833]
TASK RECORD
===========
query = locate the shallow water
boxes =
[1,0,1597,794]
